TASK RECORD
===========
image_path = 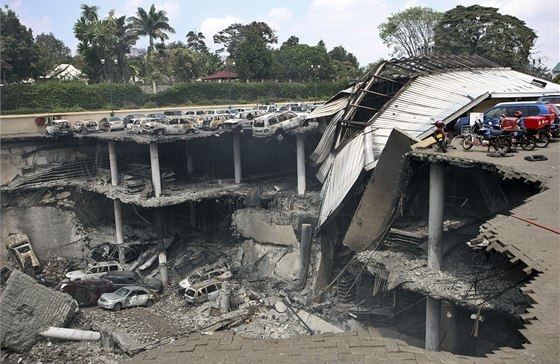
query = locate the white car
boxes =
[98,116,125,132]
[179,261,232,291]
[46,120,73,136]
[252,111,307,138]
[97,286,156,311]
[65,261,123,281]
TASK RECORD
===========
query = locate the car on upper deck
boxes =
[98,116,125,132]
[45,119,73,136]
[252,110,307,138]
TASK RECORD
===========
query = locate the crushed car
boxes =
[252,110,307,138]
[178,261,232,293]
[73,119,98,133]
[4,233,41,275]
[65,260,123,281]
[184,278,223,304]
[103,270,163,292]
[97,286,157,311]
[56,279,115,307]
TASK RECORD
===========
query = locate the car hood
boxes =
[65,270,83,278]
[100,292,123,301]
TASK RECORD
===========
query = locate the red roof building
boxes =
[202,71,239,82]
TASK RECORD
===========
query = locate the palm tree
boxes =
[127,4,175,92]
[127,5,175,53]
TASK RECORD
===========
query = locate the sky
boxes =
[2,0,559,70]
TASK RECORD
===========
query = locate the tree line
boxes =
[1,3,556,88]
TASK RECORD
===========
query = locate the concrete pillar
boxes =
[425,162,444,351]
[187,154,194,175]
[155,210,168,286]
[108,141,119,185]
[108,141,125,265]
[313,222,336,303]
[296,135,306,195]
[439,301,458,352]
[298,223,313,287]
[233,134,241,183]
[149,143,162,197]
[190,202,197,228]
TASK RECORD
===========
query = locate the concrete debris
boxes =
[40,327,101,341]
[232,209,298,246]
[0,269,79,353]
[295,309,344,333]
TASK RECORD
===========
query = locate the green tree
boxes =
[186,30,208,52]
[0,6,37,83]
[213,21,277,58]
[434,5,536,72]
[74,4,104,82]
[165,42,200,82]
[379,7,441,57]
[235,31,272,80]
[328,45,360,81]
[272,41,331,82]
[33,33,72,79]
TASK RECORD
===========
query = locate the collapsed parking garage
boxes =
[1,56,559,363]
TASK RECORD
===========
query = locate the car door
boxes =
[124,290,137,308]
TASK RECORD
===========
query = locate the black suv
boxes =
[103,271,163,292]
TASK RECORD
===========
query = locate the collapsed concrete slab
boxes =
[0,269,79,352]
[238,239,299,280]
[232,209,298,246]
[343,128,420,251]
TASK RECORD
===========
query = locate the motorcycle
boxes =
[433,120,449,152]
[461,120,511,152]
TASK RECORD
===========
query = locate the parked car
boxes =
[45,119,73,136]
[103,270,163,292]
[127,118,149,134]
[202,115,230,131]
[146,113,168,120]
[252,110,307,138]
[203,109,235,122]
[65,260,123,281]
[4,233,41,275]
[142,120,167,135]
[164,117,198,135]
[184,110,206,125]
[98,116,125,132]
[163,110,184,117]
[97,286,157,311]
[184,279,223,304]
[223,110,266,132]
[122,114,145,128]
[178,261,232,292]
[73,119,98,133]
[537,94,560,108]
[454,101,558,134]
[56,279,115,307]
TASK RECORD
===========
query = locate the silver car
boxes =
[97,286,156,311]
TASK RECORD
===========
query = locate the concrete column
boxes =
[296,135,306,195]
[149,143,162,197]
[425,162,444,351]
[187,154,194,175]
[190,202,197,228]
[298,223,313,287]
[313,222,336,303]
[155,210,168,286]
[108,141,125,265]
[233,134,241,183]
[108,141,119,185]
[440,301,458,352]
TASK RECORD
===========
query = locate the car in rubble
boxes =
[56,279,115,307]
[178,261,232,292]
[98,116,125,132]
[184,278,223,304]
[73,119,98,133]
[45,119,73,136]
[97,285,157,311]
[141,119,168,135]
[4,233,41,275]
[252,110,307,138]
[103,270,163,292]
[65,260,123,281]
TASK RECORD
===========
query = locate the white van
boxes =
[252,111,307,138]
[184,279,223,304]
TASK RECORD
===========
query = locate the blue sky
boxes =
[3,0,559,70]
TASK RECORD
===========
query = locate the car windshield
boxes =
[114,288,130,297]
[185,289,196,298]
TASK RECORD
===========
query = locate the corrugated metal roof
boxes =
[318,133,364,227]
[308,95,350,119]
[310,110,343,164]
[366,69,560,158]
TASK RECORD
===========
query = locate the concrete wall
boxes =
[1,206,86,264]
[343,128,420,251]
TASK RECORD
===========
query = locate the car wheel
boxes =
[113,303,122,312]
[146,299,154,307]
[217,125,223,130]
[157,129,165,136]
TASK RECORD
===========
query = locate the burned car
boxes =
[97,286,156,311]
[65,260,123,281]
[56,279,115,307]
[45,119,73,136]
[252,111,307,138]
[73,119,98,133]
[4,233,41,275]
[184,279,223,304]
[178,261,232,292]
[103,270,163,292]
